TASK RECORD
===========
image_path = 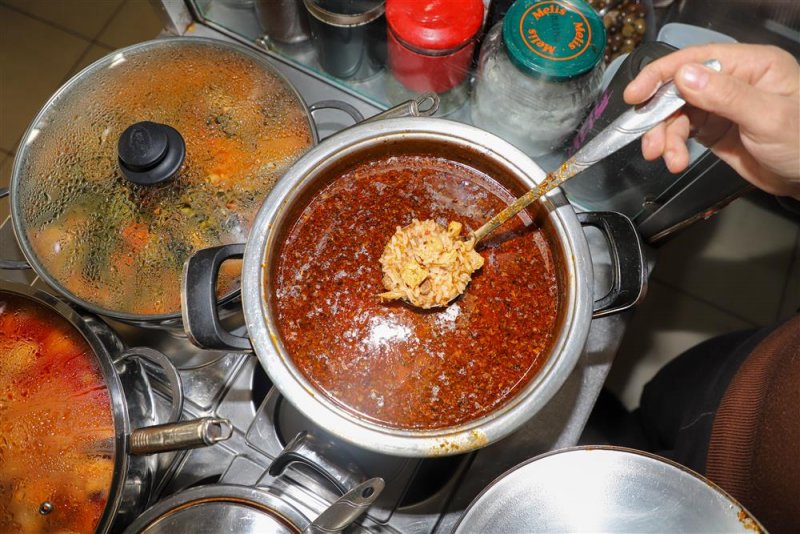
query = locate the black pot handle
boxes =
[0,187,31,270]
[182,244,252,351]
[577,211,647,318]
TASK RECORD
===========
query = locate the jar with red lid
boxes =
[385,0,485,114]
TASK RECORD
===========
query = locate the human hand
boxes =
[624,43,800,198]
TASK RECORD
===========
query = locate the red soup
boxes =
[275,154,560,429]
[0,293,115,533]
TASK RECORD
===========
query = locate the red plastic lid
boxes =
[386,0,485,51]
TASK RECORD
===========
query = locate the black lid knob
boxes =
[118,121,185,185]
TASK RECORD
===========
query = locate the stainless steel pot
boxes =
[182,113,646,457]
[453,446,764,532]
[123,432,384,534]
[0,37,362,332]
[0,281,233,532]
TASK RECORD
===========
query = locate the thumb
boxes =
[674,63,768,132]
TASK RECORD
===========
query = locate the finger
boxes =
[663,113,692,173]
[673,63,782,136]
[623,43,792,105]
[641,122,666,161]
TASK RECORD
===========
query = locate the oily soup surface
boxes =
[275,155,560,429]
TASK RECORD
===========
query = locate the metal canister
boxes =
[255,0,311,43]
[303,0,387,80]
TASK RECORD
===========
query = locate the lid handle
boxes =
[118,121,185,185]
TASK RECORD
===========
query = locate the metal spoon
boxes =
[469,59,722,243]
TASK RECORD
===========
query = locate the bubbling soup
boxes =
[274,154,561,429]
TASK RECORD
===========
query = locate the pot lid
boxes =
[123,485,309,534]
[11,37,314,319]
[386,0,484,51]
[454,447,763,532]
[503,0,605,80]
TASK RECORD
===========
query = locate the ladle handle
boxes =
[471,59,721,244]
[569,58,722,174]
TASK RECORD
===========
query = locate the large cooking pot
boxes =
[0,37,361,331]
[0,281,232,533]
[453,446,764,532]
[182,117,646,457]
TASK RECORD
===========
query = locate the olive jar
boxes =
[471,0,606,157]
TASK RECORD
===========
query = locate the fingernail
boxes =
[680,65,709,90]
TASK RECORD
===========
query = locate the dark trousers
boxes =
[634,326,773,475]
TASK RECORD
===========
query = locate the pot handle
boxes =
[577,211,647,318]
[269,431,365,495]
[129,417,233,455]
[304,477,385,534]
[0,188,31,270]
[116,346,184,423]
[308,101,364,124]
[362,93,439,123]
[181,244,252,351]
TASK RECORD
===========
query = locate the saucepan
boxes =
[0,37,362,331]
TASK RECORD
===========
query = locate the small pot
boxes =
[0,281,232,533]
[123,432,384,534]
[182,110,646,457]
[1,37,361,331]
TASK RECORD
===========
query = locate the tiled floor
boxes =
[0,0,162,222]
[1,1,798,413]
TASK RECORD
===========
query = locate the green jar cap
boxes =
[503,0,606,80]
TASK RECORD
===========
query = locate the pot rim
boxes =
[240,118,594,457]
[122,484,310,533]
[8,36,318,324]
[0,281,130,533]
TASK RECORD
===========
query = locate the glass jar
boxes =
[471,0,606,157]
[385,0,484,115]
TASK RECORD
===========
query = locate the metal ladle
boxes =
[470,59,722,243]
[381,60,720,309]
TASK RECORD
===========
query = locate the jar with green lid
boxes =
[471,0,606,157]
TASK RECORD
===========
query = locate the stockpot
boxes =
[182,113,646,457]
[0,37,362,331]
[0,281,232,532]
